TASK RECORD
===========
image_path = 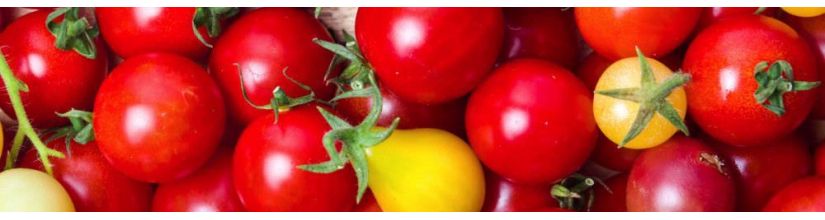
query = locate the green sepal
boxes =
[753,60,821,116]
[192,7,239,48]
[46,7,99,59]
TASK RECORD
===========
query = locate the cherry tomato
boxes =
[683,16,819,147]
[352,190,382,212]
[94,53,226,183]
[712,135,811,211]
[0,168,75,211]
[627,136,735,211]
[589,134,641,172]
[699,7,777,28]
[233,105,357,211]
[0,10,107,128]
[575,7,701,60]
[591,174,628,212]
[209,8,335,125]
[152,146,243,212]
[576,53,614,90]
[19,139,153,211]
[482,172,556,212]
[500,8,578,69]
[467,59,596,184]
[763,176,825,211]
[356,7,504,105]
[783,7,825,18]
[783,14,825,120]
[816,142,825,176]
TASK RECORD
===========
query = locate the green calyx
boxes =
[550,173,604,211]
[753,60,820,116]
[192,7,239,48]
[237,66,316,123]
[46,7,99,59]
[297,34,399,203]
[595,47,691,147]
[46,109,95,156]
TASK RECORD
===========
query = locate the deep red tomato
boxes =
[500,8,578,69]
[627,136,735,211]
[0,8,9,30]
[352,190,382,212]
[209,8,335,125]
[19,139,153,211]
[482,172,556,212]
[683,16,819,147]
[335,85,467,137]
[152,146,243,212]
[0,10,108,128]
[712,135,811,211]
[783,14,825,120]
[96,7,226,60]
[233,105,357,211]
[699,7,778,29]
[591,174,628,212]
[589,134,641,173]
[356,7,504,105]
[466,58,597,184]
[575,7,701,60]
[94,53,226,183]
[763,177,825,211]
[816,142,825,176]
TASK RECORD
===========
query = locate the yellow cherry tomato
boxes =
[782,7,825,17]
[365,128,485,211]
[0,168,75,211]
[593,56,687,149]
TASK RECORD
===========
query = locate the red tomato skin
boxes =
[575,7,701,60]
[763,177,825,211]
[356,7,504,105]
[591,174,628,212]
[589,134,641,173]
[784,14,825,120]
[94,53,226,183]
[233,105,357,211]
[0,10,108,129]
[627,136,736,212]
[209,8,335,126]
[96,7,215,60]
[19,140,153,212]
[683,16,818,147]
[713,135,811,211]
[482,172,556,212]
[352,190,382,212]
[699,7,778,29]
[152,147,244,212]
[500,8,578,69]
[466,59,597,184]
[816,142,825,176]
[576,52,613,90]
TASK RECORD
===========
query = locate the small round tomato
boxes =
[816,142,825,176]
[0,10,108,128]
[209,8,335,125]
[589,134,641,172]
[627,136,736,211]
[699,7,777,29]
[19,139,153,212]
[94,53,226,183]
[467,59,596,184]
[575,7,702,60]
[233,105,357,211]
[482,172,556,212]
[356,7,503,105]
[683,16,819,147]
[367,128,485,211]
[152,146,243,212]
[500,7,578,69]
[763,176,825,211]
[0,168,75,211]
[783,7,825,18]
[591,174,628,212]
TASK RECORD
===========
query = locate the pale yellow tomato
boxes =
[0,168,75,211]
[782,7,825,17]
[365,128,485,212]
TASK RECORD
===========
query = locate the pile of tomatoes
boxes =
[1,6,825,212]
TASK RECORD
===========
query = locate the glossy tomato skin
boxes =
[96,7,216,60]
[589,134,641,172]
[699,7,778,28]
[816,142,825,176]
[763,177,825,211]
[467,59,597,184]
[356,8,504,105]
[210,8,335,125]
[627,136,735,211]
[683,16,818,147]
[712,135,811,211]
[19,140,153,212]
[575,7,701,60]
[152,147,244,212]
[0,10,108,129]
[591,174,628,212]
[500,8,578,69]
[94,53,226,183]
[233,105,357,211]
[482,172,555,212]
[784,14,825,120]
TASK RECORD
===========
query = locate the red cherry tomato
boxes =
[763,177,825,211]
[482,172,556,212]
[233,105,357,211]
[784,14,825,120]
[356,7,504,105]
[209,8,335,125]
[94,53,226,183]
[19,139,153,211]
[0,10,107,128]
[466,59,597,184]
[575,7,701,60]
[352,190,382,212]
[152,147,244,212]
[591,174,628,212]
[627,136,735,211]
[589,134,641,173]
[576,52,614,90]
[815,142,825,176]
[699,7,778,29]
[500,8,578,69]
[683,16,819,147]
